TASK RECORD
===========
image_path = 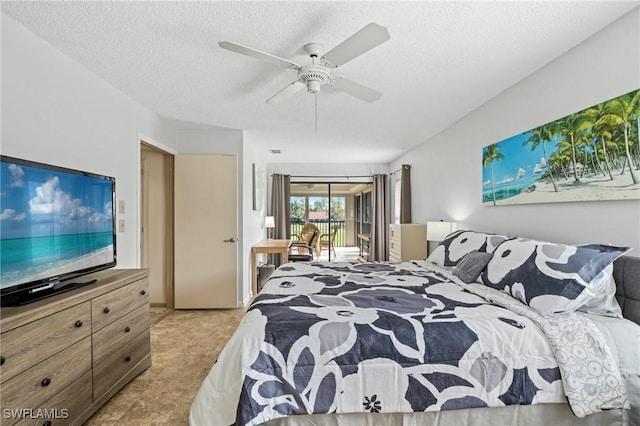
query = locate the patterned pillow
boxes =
[480,237,629,315]
[427,230,508,267]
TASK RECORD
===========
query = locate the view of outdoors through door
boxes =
[290,182,372,262]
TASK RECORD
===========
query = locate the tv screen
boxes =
[1,155,116,305]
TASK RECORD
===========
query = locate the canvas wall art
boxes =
[252,163,265,211]
[482,89,640,206]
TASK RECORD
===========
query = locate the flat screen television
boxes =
[1,155,117,306]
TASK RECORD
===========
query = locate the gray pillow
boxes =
[453,250,493,283]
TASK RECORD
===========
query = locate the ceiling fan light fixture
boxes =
[307,80,321,94]
[298,65,331,95]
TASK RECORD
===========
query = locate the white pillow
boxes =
[577,266,623,318]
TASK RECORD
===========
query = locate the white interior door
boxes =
[174,155,238,308]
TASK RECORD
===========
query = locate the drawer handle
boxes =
[103,307,110,314]
[140,289,146,295]
[125,326,131,333]
[125,356,132,362]
[0,355,5,366]
[43,421,52,426]
[75,320,83,328]
[41,377,51,387]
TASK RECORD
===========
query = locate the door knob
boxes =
[223,237,237,243]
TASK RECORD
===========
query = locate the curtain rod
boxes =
[390,164,409,175]
[274,174,374,178]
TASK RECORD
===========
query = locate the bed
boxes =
[190,231,640,426]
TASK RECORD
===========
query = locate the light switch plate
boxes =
[119,219,125,233]
[118,200,125,214]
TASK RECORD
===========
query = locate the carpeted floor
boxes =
[85,308,245,425]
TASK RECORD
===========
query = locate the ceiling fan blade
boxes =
[330,77,382,102]
[266,81,306,104]
[219,41,300,70]
[321,23,390,68]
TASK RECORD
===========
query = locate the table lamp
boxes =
[427,221,457,242]
[265,216,275,239]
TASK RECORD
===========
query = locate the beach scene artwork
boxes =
[483,89,640,206]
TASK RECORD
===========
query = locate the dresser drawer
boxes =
[389,224,401,241]
[1,337,91,417]
[93,328,150,399]
[91,278,149,331]
[92,304,149,366]
[0,302,91,383]
[390,238,401,254]
[13,371,92,426]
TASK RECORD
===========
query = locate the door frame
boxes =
[139,135,176,309]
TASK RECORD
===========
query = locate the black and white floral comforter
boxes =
[190,261,628,426]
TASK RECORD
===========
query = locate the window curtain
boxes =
[400,164,412,223]
[370,174,389,261]
[270,174,290,266]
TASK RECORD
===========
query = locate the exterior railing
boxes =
[290,219,346,247]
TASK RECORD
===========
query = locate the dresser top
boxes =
[1,269,148,332]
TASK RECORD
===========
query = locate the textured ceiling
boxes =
[2,1,638,163]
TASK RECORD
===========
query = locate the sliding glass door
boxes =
[290,182,371,261]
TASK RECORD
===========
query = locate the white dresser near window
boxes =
[389,223,427,262]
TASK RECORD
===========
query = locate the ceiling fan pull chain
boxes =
[315,94,318,133]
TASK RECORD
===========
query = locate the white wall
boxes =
[242,132,271,305]
[1,14,265,307]
[391,7,640,256]
[1,14,174,268]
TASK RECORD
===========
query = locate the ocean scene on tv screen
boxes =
[0,160,115,289]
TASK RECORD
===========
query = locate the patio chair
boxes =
[319,225,339,257]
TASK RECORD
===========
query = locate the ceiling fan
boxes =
[219,23,390,104]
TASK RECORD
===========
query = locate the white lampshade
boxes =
[427,221,457,241]
[264,216,275,228]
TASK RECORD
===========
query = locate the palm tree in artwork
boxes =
[549,149,571,180]
[523,124,559,192]
[554,113,590,183]
[597,91,640,184]
[483,143,504,206]
[585,103,615,180]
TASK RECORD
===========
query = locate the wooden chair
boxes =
[319,225,339,257]
[288,230,319,262]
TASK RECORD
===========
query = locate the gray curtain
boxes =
[370,174,389,261]
[400,164,412,223]
[270,174,290,266]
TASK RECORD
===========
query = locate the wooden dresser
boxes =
[389,223,427,262]
[0,269,150,426]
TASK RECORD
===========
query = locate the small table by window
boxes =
[250,239,291,296]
